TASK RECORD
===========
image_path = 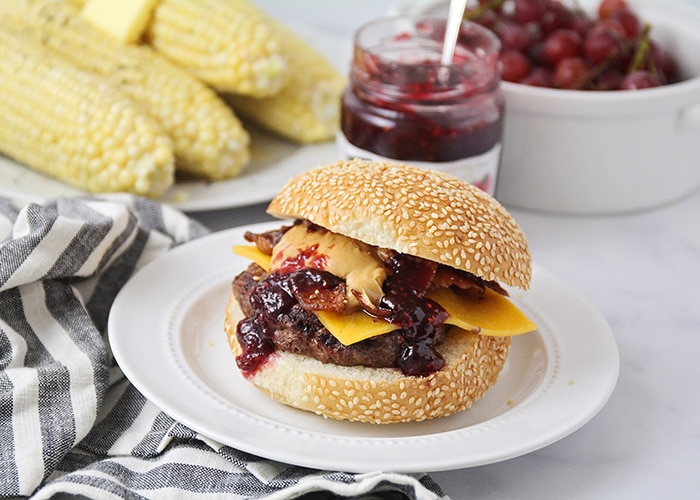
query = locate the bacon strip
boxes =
[244,226,291,255]
[432,265,508,296]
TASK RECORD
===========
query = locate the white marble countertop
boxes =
[189,1,700,498]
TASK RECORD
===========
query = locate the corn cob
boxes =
[144,0,288,97]
[224,21,346,143]
[0,27,174,197]
[5,0,250,181]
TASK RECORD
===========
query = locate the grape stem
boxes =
[627,23,652,73]
[463,0,506,21]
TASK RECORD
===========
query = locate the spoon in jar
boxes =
[440,0,468,66]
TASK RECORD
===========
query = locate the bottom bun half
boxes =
[224,294,511,424]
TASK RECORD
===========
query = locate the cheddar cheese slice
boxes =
[233,245,272,271]
[315,310,398,346]
[232,245,536,345]
[427,287,537,337]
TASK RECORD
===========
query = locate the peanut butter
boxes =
[270,223,387,310]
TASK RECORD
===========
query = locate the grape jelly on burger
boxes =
[224,159,537,424]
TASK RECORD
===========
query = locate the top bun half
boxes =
[267,159,532,289]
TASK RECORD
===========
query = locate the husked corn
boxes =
[6,0,250,181]
[224,21,346,144]
[145,0,288,96]
[0,27,175,197]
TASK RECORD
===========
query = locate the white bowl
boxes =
[397,0,700,214]
[497,0,700,214]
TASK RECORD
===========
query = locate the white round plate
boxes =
[108,221,619,473]
[0,125,338,213]
[0,24,349,213]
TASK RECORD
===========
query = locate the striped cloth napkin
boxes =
[0,195,447,499]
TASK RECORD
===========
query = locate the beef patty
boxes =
[232,263,449,368]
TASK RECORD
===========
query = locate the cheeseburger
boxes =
[224,159,536,424]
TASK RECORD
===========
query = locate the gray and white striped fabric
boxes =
[0,195,447,499]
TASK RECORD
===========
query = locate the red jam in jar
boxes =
[338,17,503,194]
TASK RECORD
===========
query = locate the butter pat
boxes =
[81,0,159,44]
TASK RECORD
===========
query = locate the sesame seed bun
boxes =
[224,295,510,424]
[267,159,532,289]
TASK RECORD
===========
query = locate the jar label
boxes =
[336,132,501,195]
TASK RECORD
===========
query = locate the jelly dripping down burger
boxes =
[224,159,537,424]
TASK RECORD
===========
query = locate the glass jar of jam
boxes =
[338,16,503,194]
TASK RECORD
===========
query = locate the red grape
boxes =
[543,29,583,66]
[620,70,661,89]
[609,9,642,39]
[648,42,678,84]
[595,68,625,90]
[583,24,627,65]
[553,57,589,89]
[527,40,547,66]
[500,49,532,82]
[514,0,546,24]
[597,18,628,38]
[519,67,554,87]
[598,0,629,19]
[570,13,594,38]
[496,20,535,52]
[540,3,574,34]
